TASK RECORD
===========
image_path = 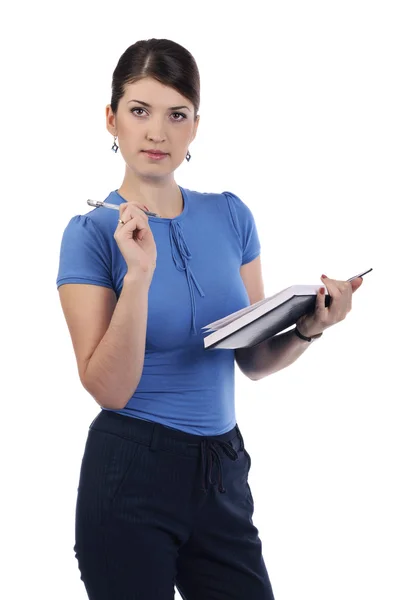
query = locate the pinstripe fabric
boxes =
[74,410,275,599]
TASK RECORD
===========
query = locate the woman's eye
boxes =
[130,108,186,121]
[171,112,187,121]
[131,108,146,116]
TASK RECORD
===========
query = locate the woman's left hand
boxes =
[295,275,364,338]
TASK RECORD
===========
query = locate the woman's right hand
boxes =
[114,202,157,281]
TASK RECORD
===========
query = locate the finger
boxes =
[351,278,363,293]
[314,286,328,327]
[322,276,351,320]
[119,203,128,218]
[327,278,352,302]
[321,275,343,303]
[119,202,149,217]
[335,280,351,295]
[118,204,149,228]
[119,214,150,241]
[322,275,354,295]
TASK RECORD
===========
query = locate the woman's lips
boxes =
[143,151,168,160]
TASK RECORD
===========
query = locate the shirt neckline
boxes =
[113,185,188,223]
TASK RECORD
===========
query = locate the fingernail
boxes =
[321,274,327,279]
[320,287,325,294]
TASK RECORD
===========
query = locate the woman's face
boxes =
[106,77,199,179]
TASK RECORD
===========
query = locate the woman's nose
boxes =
[146,119,167,142]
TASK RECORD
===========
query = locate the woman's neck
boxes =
[116,177,183,218]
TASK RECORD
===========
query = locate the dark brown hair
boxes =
[110,39,200,119]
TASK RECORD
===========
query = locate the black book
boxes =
[203,269,372,350]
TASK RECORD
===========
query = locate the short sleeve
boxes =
[56,215,114,290]
[223,191,261,265]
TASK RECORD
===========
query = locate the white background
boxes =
[1,1,396,599]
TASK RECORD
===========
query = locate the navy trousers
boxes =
[74,410,275,599]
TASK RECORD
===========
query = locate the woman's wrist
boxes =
[294,325,323,343]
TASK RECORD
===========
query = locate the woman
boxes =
[57,38,362,600]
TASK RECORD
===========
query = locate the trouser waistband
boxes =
[90,410,245,494]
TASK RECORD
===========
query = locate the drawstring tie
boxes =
[200,438,240,494]
[170,221,205,335]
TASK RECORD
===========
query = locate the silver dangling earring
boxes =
[112,136,119,153]
[186,150,191,162]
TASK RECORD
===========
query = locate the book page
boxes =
[202,298,266,331]
[202,284,322,332]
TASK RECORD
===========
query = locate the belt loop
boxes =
[149,423,160,452]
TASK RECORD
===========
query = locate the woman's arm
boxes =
[235,328,313,380]
[59,272,151,410]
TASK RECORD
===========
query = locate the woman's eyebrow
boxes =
[127,99,191,111]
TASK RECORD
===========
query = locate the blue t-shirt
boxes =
[56,186,261,435]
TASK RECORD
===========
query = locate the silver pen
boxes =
[87,199,159,217]
[346,268,373,282]
[87,198,373,281]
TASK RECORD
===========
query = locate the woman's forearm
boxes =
[235,327,315,380]
[83,273,151,409]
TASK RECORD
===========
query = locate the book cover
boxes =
[203,285,331,350]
